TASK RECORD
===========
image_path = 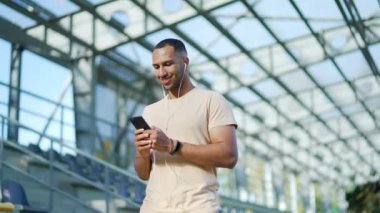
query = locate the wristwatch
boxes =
[169,139,182,155]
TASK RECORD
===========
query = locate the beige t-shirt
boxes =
[140,88,237,213]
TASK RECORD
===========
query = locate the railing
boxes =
[0,115,143,213]
[0,80,134,165]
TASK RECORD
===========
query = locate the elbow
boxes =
[221,151,238,169]
[225,155,238,169]
[137,173,150,181]
[135,166,150,180]
[226,145,238,168]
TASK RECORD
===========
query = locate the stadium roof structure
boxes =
[0,0,379,189]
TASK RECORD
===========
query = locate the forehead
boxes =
[152,45,177,63]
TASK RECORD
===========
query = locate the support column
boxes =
[114,90,127,166]
[7,44,23,142]
[289,173,298,213]
[264,163,275,208]
[72,57,97,153]
[309,182,316,213]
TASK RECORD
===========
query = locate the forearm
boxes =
[134,154,152,180]
[177,142,237,169]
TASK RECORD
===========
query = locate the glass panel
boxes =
[328,117,357,139]
[178,16,220,48]
[319,108,341,120]
[95,19,128,50]
[243,116,261,134]
[246,101,280,127]
[286,36,324,66]
[116,43,152,68]
[217,54,268,86]
[335,50,372,80]
[276,95,309,121]
[254,78,285,99]
[308,60,344,86]
[213,1,275,49]
[264,44,299,74]
[0,3,36,28]
[294,0,344,32]
[145,28,180,46]
[86,0,110,5]
[145,0,196,25]
[341,102,363,115]
[351,111,376,132]
[280,69,315,92]
[355,0,379,19]
[324,26,359,55]
[72,11,93,45]
[96,84,117,139]
[20,50,75,148]
[0,39,11,116]
[299,89,334,114]
[309,121,336,143]
[228,87,259,105]
[369,43,380,70]
[326,83,356,106]
[365,95,380,111]
[97,1,162,38]
[0,39,11,84]
[256,0,309,40]
[47,28,70,54]
[32,0,79,17]
[209,36,241,58]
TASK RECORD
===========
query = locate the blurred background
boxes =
[0,0,379,212]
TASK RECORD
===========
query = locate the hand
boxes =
[147,126,172,153]
[134,128,151,159]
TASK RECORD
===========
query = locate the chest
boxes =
[151,98,211,143]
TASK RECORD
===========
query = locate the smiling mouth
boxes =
[160,76,171,86]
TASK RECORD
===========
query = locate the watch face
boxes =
[170,140,180,155]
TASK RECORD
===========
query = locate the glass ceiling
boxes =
[0,0,379,189]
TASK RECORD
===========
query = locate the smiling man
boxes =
[133,38,238,213]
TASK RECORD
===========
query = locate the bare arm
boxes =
[133,129,152,180]
[148,125,238,169]
[177,125,238,168]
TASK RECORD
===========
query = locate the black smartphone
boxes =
[129,116,151,130]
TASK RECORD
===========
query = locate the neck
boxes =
[168,80,194,99]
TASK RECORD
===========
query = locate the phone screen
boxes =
[129,116,151,130]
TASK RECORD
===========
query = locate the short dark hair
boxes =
[154,38,187,54]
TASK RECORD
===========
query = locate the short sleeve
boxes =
[208,92,237,130]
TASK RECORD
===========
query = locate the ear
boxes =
[183,56,189,66]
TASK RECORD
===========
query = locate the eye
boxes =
[164,62,173,67]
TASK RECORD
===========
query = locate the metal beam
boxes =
[7,44,23,143]
[0,16,71,68]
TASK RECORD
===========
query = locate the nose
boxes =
[157,66,166,77]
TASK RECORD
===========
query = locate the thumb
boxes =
[151,126,161,131]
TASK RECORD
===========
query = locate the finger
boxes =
[134,128,144,135]
[136,139,151,146]
[135,132,150,141]
[150,126,162,132]
[138,144,150,151]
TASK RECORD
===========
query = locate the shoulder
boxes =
[191,88,231,110]
[192,87,225,100]
[143,98,165,115]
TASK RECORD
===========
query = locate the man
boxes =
[133,38,238,213]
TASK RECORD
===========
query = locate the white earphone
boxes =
[183,63,187,73]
